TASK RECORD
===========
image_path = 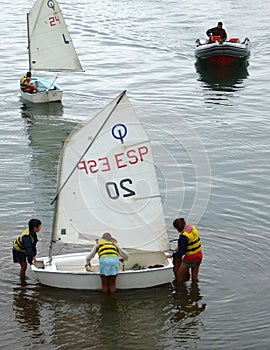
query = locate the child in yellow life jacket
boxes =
[172,218,203,283]
[20,71,38,93]
[85,232,128,294]
[12,218,42,281]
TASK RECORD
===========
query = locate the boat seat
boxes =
[53,251,169,273]
[55,263,87,272]
[123,251,168,270]
[229,38,240,43]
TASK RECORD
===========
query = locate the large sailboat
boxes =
[20,0,83,104]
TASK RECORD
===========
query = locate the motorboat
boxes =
[195,36,251,66]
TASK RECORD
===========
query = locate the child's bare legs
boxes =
[100,275,109,293]
[175,263,190,283]
[191,264,200,283]
[109,276,117,294]
[173,257,182,278]
[101,275,117,294]
[19,262,27,279]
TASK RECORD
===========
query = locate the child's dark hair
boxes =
[173,218,186,232]
[28,219,41,231]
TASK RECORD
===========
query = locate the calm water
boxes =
[1,0,270,349]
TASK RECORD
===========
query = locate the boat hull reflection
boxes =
[195,59,249,89]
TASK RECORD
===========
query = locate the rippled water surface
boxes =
[1,0,270,349]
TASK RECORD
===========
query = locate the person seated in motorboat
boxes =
[20,71,38,93]
[206,21,227,42]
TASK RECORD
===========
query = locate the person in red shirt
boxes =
[172,218,203,283]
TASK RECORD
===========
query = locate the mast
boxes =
[48,140,65,264]
[48,196,57,265]
[26,13,31,72]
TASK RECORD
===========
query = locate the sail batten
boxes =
[53,92,170,252]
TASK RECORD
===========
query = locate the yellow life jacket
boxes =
[13,229,34,252]
[97,239,118,257]
[20,76,30,91]
[181,226,202,256]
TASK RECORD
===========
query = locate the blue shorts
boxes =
[99,257,119,276]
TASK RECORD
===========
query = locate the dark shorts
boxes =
[181,260,201,268]
[12,248,26,264]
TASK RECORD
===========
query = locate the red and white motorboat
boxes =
[195,36,251,66]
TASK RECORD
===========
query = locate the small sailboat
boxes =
[32,91,174,290]
[20,0,83,104]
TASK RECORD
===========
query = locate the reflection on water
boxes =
[172,282,206,322]
[19,109,76,223]
[12,285,55,348]
[21,111,75,176]
[195,59,249,92]
[13,286,42,335]
[20,101,64,119]
[11,283,206,349]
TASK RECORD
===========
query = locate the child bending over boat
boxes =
[85,232,128,294]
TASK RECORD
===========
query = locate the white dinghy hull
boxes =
[32,252,174,290]
[20,77,63,103]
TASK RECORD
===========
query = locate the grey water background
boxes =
[1,0,270,349]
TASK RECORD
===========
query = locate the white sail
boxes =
[28,0,83,71]
[53,91,170,252]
